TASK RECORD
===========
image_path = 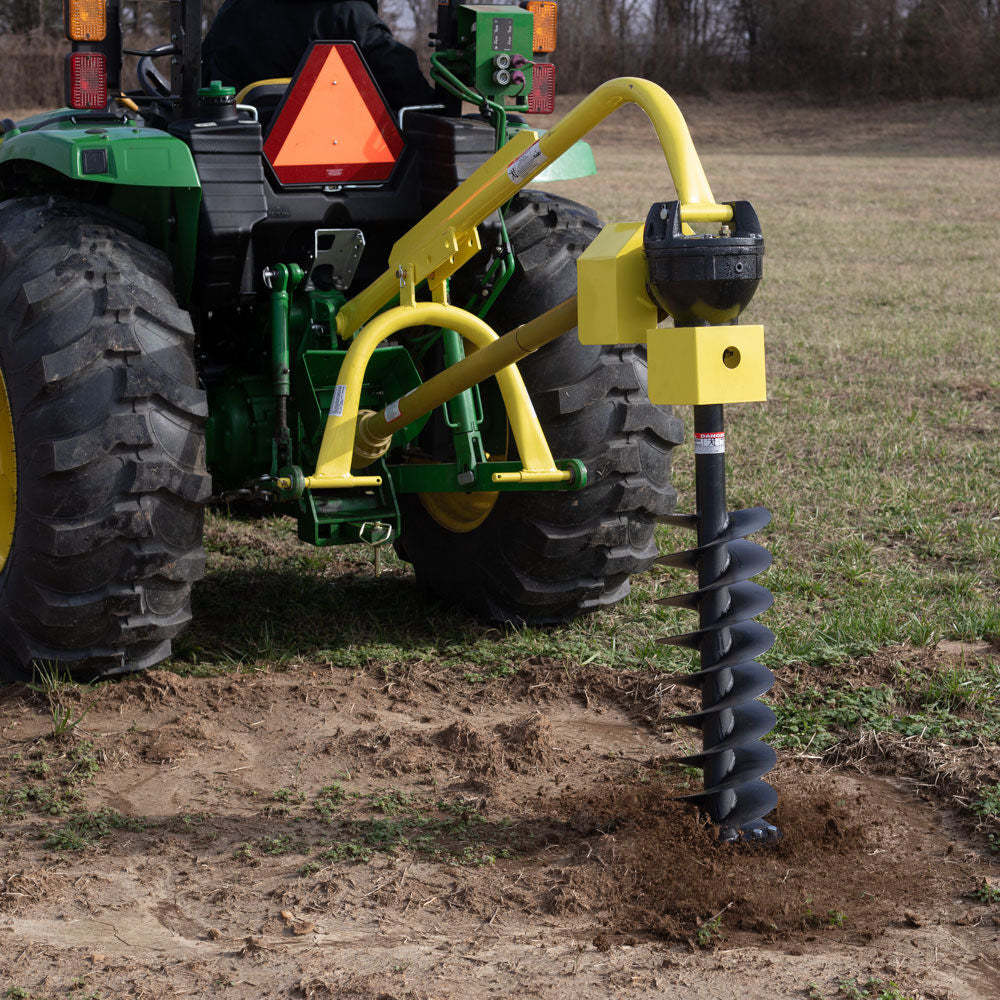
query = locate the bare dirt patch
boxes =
[2,657,997,1000]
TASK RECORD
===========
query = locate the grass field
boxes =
[165,97,1000,821]
[2,96,998,1000]
[186,109,1000,704]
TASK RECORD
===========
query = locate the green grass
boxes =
[1,740,100,820]
[837,979,918,1000]
[973,783,1000,820]
[774,659,1000,751]
[26,663,100,737]
[224,780,517,870]
[693,911,725,948]
[0,734,149,852]
[560,142,1000,665]
[969,879,1000,905]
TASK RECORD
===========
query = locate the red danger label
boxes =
[694,432,725,455]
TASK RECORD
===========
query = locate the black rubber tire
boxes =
[396,191,685,623]
[0,198,210,682]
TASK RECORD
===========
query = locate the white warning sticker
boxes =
[507,142,547,184]
[329,384,347,417]
[694,431,725,455]
[385,389,417,424]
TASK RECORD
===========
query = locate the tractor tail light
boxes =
[66,52,109,110]
[65,0,107,42]
[527,62,555,115]
[526,2,557,54]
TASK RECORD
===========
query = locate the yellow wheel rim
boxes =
[417,433,507,533]
[0,368,16,571]
[418,488,499,533]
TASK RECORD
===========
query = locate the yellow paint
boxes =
[419,488,499,533]
[647,325,767,405]
[337,77,729,340]
[426,231,482,302]
[314,76,759,489]
[307,302,566,490]
[359,297,578,445]
[235,78,291,104]
[537,78,724,219]
[0,368,16,571]
[491,467,570,485]
[398,263,418,309]
[576,222,658,345]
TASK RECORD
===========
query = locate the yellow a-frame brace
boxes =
[288,77,764,493]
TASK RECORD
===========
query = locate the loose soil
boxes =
[1,650,998,1000]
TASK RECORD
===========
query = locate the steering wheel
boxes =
[133,43,176,99]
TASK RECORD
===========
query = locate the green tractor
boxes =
[0,1,779,837]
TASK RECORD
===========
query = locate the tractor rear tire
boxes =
[396,191,684,623]
[0,198,210,682]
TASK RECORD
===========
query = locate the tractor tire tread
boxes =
[0,197,208,682]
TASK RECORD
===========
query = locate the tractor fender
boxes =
[0,121,201,300]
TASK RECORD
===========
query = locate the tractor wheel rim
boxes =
[0,368,15,571]
[418,489,499,533]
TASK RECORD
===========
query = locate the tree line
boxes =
[384,0,1000,100]
[2,1,998,105]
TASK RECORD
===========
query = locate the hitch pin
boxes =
[359,521,393,576]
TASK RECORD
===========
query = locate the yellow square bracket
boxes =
[576,222,658,345]
[426,228,482,297]
[648,325,767,405]
[392,226,482,291]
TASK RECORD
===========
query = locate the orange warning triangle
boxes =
[264,43,403,186]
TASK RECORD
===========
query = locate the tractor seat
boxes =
[236,79,291,134]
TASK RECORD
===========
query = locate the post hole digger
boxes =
[0,1,777,839]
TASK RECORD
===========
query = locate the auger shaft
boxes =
[656,401,778,841]
[693,404,740,822]
[682,404,779,840]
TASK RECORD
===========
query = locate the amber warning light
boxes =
[66,52,108,110]
[64,0,107,42]
[526,1,557,54]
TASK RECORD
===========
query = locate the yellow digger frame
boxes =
[285,77,764,494]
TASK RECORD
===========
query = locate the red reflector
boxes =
[67,52,108,110]
[527,63,555,115]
